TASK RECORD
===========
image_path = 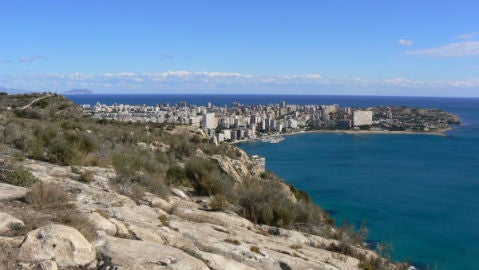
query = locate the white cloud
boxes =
[406,40,479,58]
[398,39,414,46]
[1,71,478,97]
[454,32,479,41]
[18,56,43,63]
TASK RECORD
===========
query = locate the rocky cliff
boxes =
[0,157,381,270]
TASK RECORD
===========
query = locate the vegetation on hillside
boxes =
[0,93,406,269]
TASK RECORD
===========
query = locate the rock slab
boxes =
[18,224,96,268]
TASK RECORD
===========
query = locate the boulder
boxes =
[17,224,96,268]
[87,212,117,236]
[97,235,209,270]
[0,183,28,201]
[0,212,24,235]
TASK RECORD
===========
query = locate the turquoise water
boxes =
[239,103,479,269]
[68,95,479,270]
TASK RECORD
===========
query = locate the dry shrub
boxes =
[209,195,229,211]
[55,211,97,242]
[79,170,94,183]
[250,246,261,254]
[224,238,241,245]
[25,182,69,208]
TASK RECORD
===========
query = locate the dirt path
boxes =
[20,95,52,109]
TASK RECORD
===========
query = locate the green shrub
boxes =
[184,158,229,195]
[33,99,48,108]
[14,109,42,119]
[0,165,37,187]
[288,184,311,203]
[166,166,189,186]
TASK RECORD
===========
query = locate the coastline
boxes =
[232,127,452,145]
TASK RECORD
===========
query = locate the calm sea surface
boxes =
[68,94,479,270]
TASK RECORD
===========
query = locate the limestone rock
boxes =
[87,212,117,236]
[97,235,209,270]
[0,211,24,235]
[109,204,166,228]
[37,260,58,270]
[108,218,130,237]
[143,193,171,212]
[0,183,28,201]
[171,188,190,200]
[18,224,96,268]
[196,250,256,270]
[128,225,166,245]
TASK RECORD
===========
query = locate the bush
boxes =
[25,182,69,208]
[185,158,230,195]
[166,166,189,186]
[55,211,97,241]
[0,165,37,187]
[79,170,94,183]
[224,238,241,245]
[33,99,48,108]
[14,109,42,119]
[209,195,228,211]
[250,246,261,254]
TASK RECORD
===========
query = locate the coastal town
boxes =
[81,100,461,143]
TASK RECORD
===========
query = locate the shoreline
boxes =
[232,127,452,144]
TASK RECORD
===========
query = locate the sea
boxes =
[67,94,479,270]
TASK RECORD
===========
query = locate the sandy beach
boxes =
[232,127,452,144]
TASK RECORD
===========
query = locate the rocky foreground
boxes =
[0,158,373,270]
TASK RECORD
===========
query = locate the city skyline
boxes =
[1,0,479,97]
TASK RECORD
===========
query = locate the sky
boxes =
[1,0,479,97]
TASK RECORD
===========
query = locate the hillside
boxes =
[0,93,405,270]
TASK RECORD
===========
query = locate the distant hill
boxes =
[63,89,94,95]
[0,86,31,94]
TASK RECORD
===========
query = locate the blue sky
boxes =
[1,0,479,96]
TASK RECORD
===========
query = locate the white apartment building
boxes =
[353,110,373,126]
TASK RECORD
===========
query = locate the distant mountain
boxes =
[0,86,31,94]
[63,89,94,95]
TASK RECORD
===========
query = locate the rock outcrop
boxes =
[17,224,96,268]
[0,159,371,270]
[0,183,28,201]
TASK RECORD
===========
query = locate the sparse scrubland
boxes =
[0,93,409,269]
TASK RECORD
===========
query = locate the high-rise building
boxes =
[353,110,373,126]
[202,113,217,129]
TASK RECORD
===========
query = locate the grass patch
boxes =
[290,244,302,250]
[250,246,261,254]
[158,215,170,227]
[224,238,241,245]
[55,211,97,241]
[25,182,70,209]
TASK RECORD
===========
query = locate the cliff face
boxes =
[0,159,370,270]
